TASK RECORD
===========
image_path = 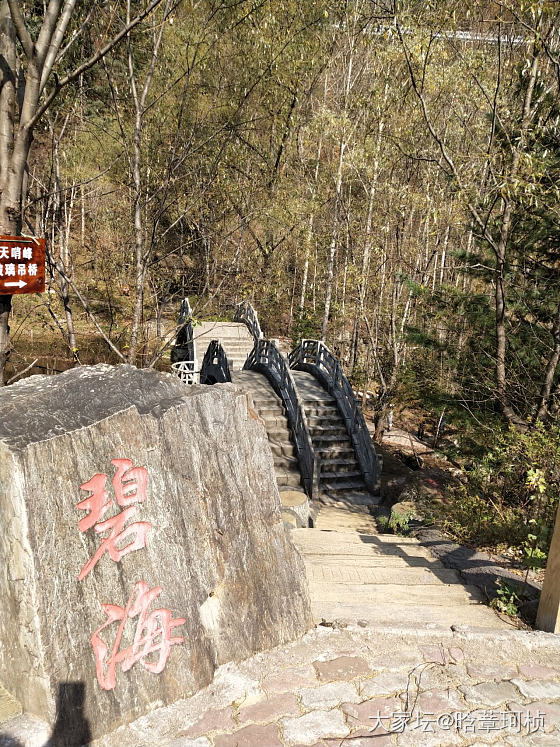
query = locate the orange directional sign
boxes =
[0,235,46,295]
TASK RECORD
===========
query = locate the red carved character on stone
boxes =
[77,459,151,580]
[90,581,186,690]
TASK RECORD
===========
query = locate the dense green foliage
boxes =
[432,424,560,568]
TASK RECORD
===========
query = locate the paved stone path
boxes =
[3,503,559,746]
[5,624,560,746]
[293,502,509,631]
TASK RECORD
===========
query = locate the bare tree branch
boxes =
[34,0,64,64]
[40,0,77,92]
[6,0,33,58]
[30,0,171,130]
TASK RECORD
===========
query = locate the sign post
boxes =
[0,235,46,295]
[536,501,560,632]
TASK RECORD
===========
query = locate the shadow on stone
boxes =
[0,736,23,747]
[46,682,91,747]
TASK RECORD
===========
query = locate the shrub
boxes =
[430,423,560,567]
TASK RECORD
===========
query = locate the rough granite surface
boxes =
[0,365,312,743]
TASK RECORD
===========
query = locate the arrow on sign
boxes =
[3,279,27,289]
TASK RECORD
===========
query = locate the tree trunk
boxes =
[321,137,345,340]
[0,0,166,382]
[494,47,540,424]
[535,300,560,423]
[51,125,78,360]
[0,1,16,384]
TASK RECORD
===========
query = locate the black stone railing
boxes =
[245,339,319,501]
[171,297,194,365]
[233,300,263,342]
[200,340,232,384]
[289,339,379,494]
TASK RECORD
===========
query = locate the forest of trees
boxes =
[1,2,559,447]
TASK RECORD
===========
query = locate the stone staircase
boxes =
[193,322,255,371]
[291,371,371,501]
[231,371,309,525]
[292,503,510,630]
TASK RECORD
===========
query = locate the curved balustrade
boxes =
[171,360,199,385]
[171,297,195,366]
[289,339,379,494]
[233,300,263,342]
[245,339,319,501]
[200,340,232,384]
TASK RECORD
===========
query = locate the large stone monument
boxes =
[0,365,312,742]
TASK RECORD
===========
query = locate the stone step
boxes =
[310,425,347,438]
[304,410,341,425]
[233,370,268,380]
[292,529,424,546]
[273,454,299,471]
[223,350,254,359]
[316,446,355,460]
[320,458,360,472]
[251,396,284,409]
[309,602,507,629]
[226,351,253,359]
[226,356,253,366]
[275,469,302,488]
[267,426,293,442]
[232,372,269,382]
[226,350,252,359]
[304,554,447,568]
[270,442,296,459]
[321,478,367,493]
[306,565,463,586]
[313,505,377,531]
[292,380,336,400]
[293,539,437,560]
[294,544,438,561]
[302,404,339,417]
[316,451,356,464]
[317,492,381,508]
[194,337,250,346]
[293,486,509,632]
[220,338,255,346]
[320,469,362,481]
[261,414,290,429]
[312,433,352,444]
[308,582,485,605]
[195,321,253,335]
[258,405,286,418]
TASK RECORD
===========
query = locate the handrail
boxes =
[233,300,263,342]
[171,297,195,365]
[172,359,199,385]
[289,339,380,494]
[245,339,319,501]
[200,340,232,384]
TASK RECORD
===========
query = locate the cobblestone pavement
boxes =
[3,623,560,746]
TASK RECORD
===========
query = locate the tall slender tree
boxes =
[0,0,166,384]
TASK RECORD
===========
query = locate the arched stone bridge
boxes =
[171,300,381,526]
[171,300,510,631]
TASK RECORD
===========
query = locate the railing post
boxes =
[289,338,380,496]
[244,337,317,504]
[234,299,263,342]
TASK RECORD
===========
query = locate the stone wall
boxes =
[0,365,312,742]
